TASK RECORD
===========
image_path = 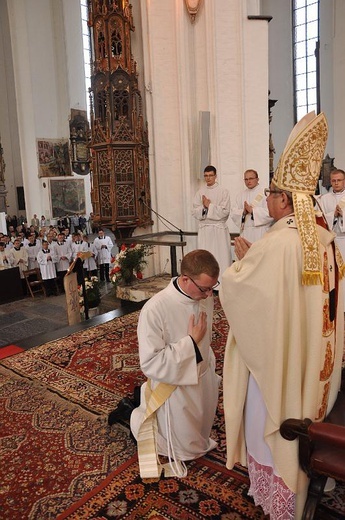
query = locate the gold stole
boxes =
[137,379,187,479]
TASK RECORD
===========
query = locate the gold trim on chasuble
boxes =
[317,250,335,420]
[293,192,322,285]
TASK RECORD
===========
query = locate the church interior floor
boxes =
[0,281,144,350]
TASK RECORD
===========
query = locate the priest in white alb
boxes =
[192,165,231,282]
[230,169,273,242]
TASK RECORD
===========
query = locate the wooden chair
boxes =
[23,268,46,298]
[280,370,345,520]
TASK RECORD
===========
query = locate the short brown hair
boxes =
[181,249,219,278]
[204,165,217,175]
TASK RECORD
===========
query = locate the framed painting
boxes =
[37,138,72,177]
[50,179,86,218]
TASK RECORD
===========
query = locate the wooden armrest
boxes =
[280,418,312,441]
[309,422,345,449]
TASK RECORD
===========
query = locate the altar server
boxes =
[93,228,113,282]
[25,233,41,269]
[37,239,58,296]
[81,234,98,278]
[192,165,231,283]
[55,232,72,291]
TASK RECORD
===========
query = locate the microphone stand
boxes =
[139,197,184,264]
[139,198,185,255]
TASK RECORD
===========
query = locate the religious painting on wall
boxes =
[50,179,85,218]
[37,138,72,177]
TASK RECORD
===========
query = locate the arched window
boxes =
[292,0,320,122]
[80,0,91,119]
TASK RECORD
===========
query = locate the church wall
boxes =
[261,0,294,170]
[0,0,26,217]
[319,0,334,162]
[138,0,269,273]
[0,0,91,223]
[333,0,345,169]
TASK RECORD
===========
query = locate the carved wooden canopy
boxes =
[87,0,151,237]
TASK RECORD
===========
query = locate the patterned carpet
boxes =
[0,300,344,519]
[57,455,264,520]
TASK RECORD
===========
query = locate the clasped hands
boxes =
[335,205,343,217]
[202,195,211,209]
[243,201,253,214]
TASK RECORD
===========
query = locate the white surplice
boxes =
[130,279,221,465]
[8,247,28,278]
[37,248,58,279]
[93,235,113,264]
[192,182,231,279]
[81,241,98,271]
[55,240,72,272]
[25,241,41,270]
[230,185,273,242]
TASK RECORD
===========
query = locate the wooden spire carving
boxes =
[88,0,151,237]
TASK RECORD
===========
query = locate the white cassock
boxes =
[8,247,28,278]
[55,241,72,272]
[25,241,42,270]
[93,235,113,264]
[0,250,13,269]
[192,182,231,280]
[81,241,98,271]
[71,241,84,260]
[130,279,221,467]
[319,190,345,307]
[37,249,58,279]
[230,185,274,242]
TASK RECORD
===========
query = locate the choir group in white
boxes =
[0,228,114,293]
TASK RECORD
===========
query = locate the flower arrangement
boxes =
[78,276,101,311]
[110,243,153,286]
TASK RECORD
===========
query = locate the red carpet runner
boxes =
[0,344,24,359]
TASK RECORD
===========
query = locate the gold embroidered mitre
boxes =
[273,112,328,285]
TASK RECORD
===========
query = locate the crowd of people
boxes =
[0,214,113,297]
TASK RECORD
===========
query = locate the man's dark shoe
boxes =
[108,397,135,425]
[133,385,141,407]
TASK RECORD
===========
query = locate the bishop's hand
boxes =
[234,236,252,260]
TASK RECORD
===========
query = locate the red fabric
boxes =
[0,344,24,359]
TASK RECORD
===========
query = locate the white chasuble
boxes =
[220,216,344,520]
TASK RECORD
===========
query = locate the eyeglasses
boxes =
[244,177,257,181]
[204,174,216,178]
[264,188,283,197]
[185,275,220,293]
